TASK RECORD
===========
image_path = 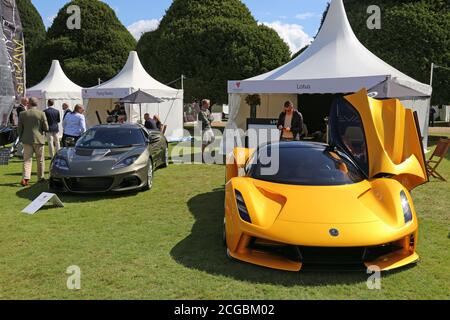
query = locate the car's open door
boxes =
[329,89,428,191]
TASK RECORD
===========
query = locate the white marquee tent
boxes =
[227,0,432,147]
[27,60,83,136]
[83,51,184,141]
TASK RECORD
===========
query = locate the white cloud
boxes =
[45,14,56,28]
[295,12,320,20]
[261,21,313,54]
[127,19,161,40]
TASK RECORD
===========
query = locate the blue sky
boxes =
[31,0,330,53]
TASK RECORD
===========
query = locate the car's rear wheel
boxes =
[161,145,169,168]
[142,159,154,191]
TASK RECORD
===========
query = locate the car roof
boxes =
[264,141,328,150]
[92,124,143,130]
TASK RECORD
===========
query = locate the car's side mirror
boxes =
[234,148,254,169]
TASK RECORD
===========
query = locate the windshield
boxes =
[248,144,365,186]
[76,127,145,149]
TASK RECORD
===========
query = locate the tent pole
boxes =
[430,63,434,87]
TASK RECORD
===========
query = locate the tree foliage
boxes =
[16,0,46,86]
[137,0,291,104]
[299,0,449,104]
[34,0,136,88]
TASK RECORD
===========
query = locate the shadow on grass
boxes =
[171,188,412,287]
[15,181,139,204]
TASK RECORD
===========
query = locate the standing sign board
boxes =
[22,193,64,215]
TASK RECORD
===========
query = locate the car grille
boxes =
[65,177,114,192]
[248,237,402,271]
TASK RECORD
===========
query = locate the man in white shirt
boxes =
[62,104,86,146]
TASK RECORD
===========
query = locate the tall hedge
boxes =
[16,0,46,86]
[295,0,449,105]
[137,0,291,104]
[36,0,136,87]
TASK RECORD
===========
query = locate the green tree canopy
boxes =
[295,0,449,104]
[16,0,46,86]
[137,0,291,104]
[35,0,136,88]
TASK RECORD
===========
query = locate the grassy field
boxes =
[0,134,449,300]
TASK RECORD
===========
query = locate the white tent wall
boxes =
[85,98,116,127]
[85,94,184,141]
[400,97,431,149]
[128,98,184,140]
[229,93,297,130]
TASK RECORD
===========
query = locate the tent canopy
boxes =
[228,0,431,97]
[83,51,184,141]
[226,0,432,149]
[83,51,181,100]
[27,60,82,100]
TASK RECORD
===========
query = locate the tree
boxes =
[35,0,136,87]
[137,0,291,104]
[16,0,46,86]
[300,0,449,105]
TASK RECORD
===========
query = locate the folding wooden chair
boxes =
[427,138,450,181]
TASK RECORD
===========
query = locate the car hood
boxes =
[56,146,147,174]
[232,178,406,227]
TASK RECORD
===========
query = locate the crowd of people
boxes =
[11,97,87,186]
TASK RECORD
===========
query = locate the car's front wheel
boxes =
[142,159,154,191]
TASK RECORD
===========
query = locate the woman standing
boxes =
[62,104,86,145]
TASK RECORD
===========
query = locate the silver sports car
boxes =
[49,124,169,193]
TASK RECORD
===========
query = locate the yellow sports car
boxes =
[224,89,428,272]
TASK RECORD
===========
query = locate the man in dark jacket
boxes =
[44,99,61,158]
[277,101,303,141]
[9,97,28,126]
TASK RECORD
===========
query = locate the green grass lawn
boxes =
[0,135,449,300]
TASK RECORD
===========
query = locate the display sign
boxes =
[246,118,280,147]
[22,192,64,215]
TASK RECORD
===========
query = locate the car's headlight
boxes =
[235,190,251,223]
[400,191,413,224]
[113,155,139,170]
[53,157,69,170]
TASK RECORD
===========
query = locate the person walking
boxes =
[44,99,61,159]
[198,99,215,160]
[62,104,86,145]
[429,107,436,127]
[277,101,303,141]
[17,97,49,186]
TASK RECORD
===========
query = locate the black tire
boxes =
[161,145,169,168]
[142,159,154,191]
[222,217,227,247]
